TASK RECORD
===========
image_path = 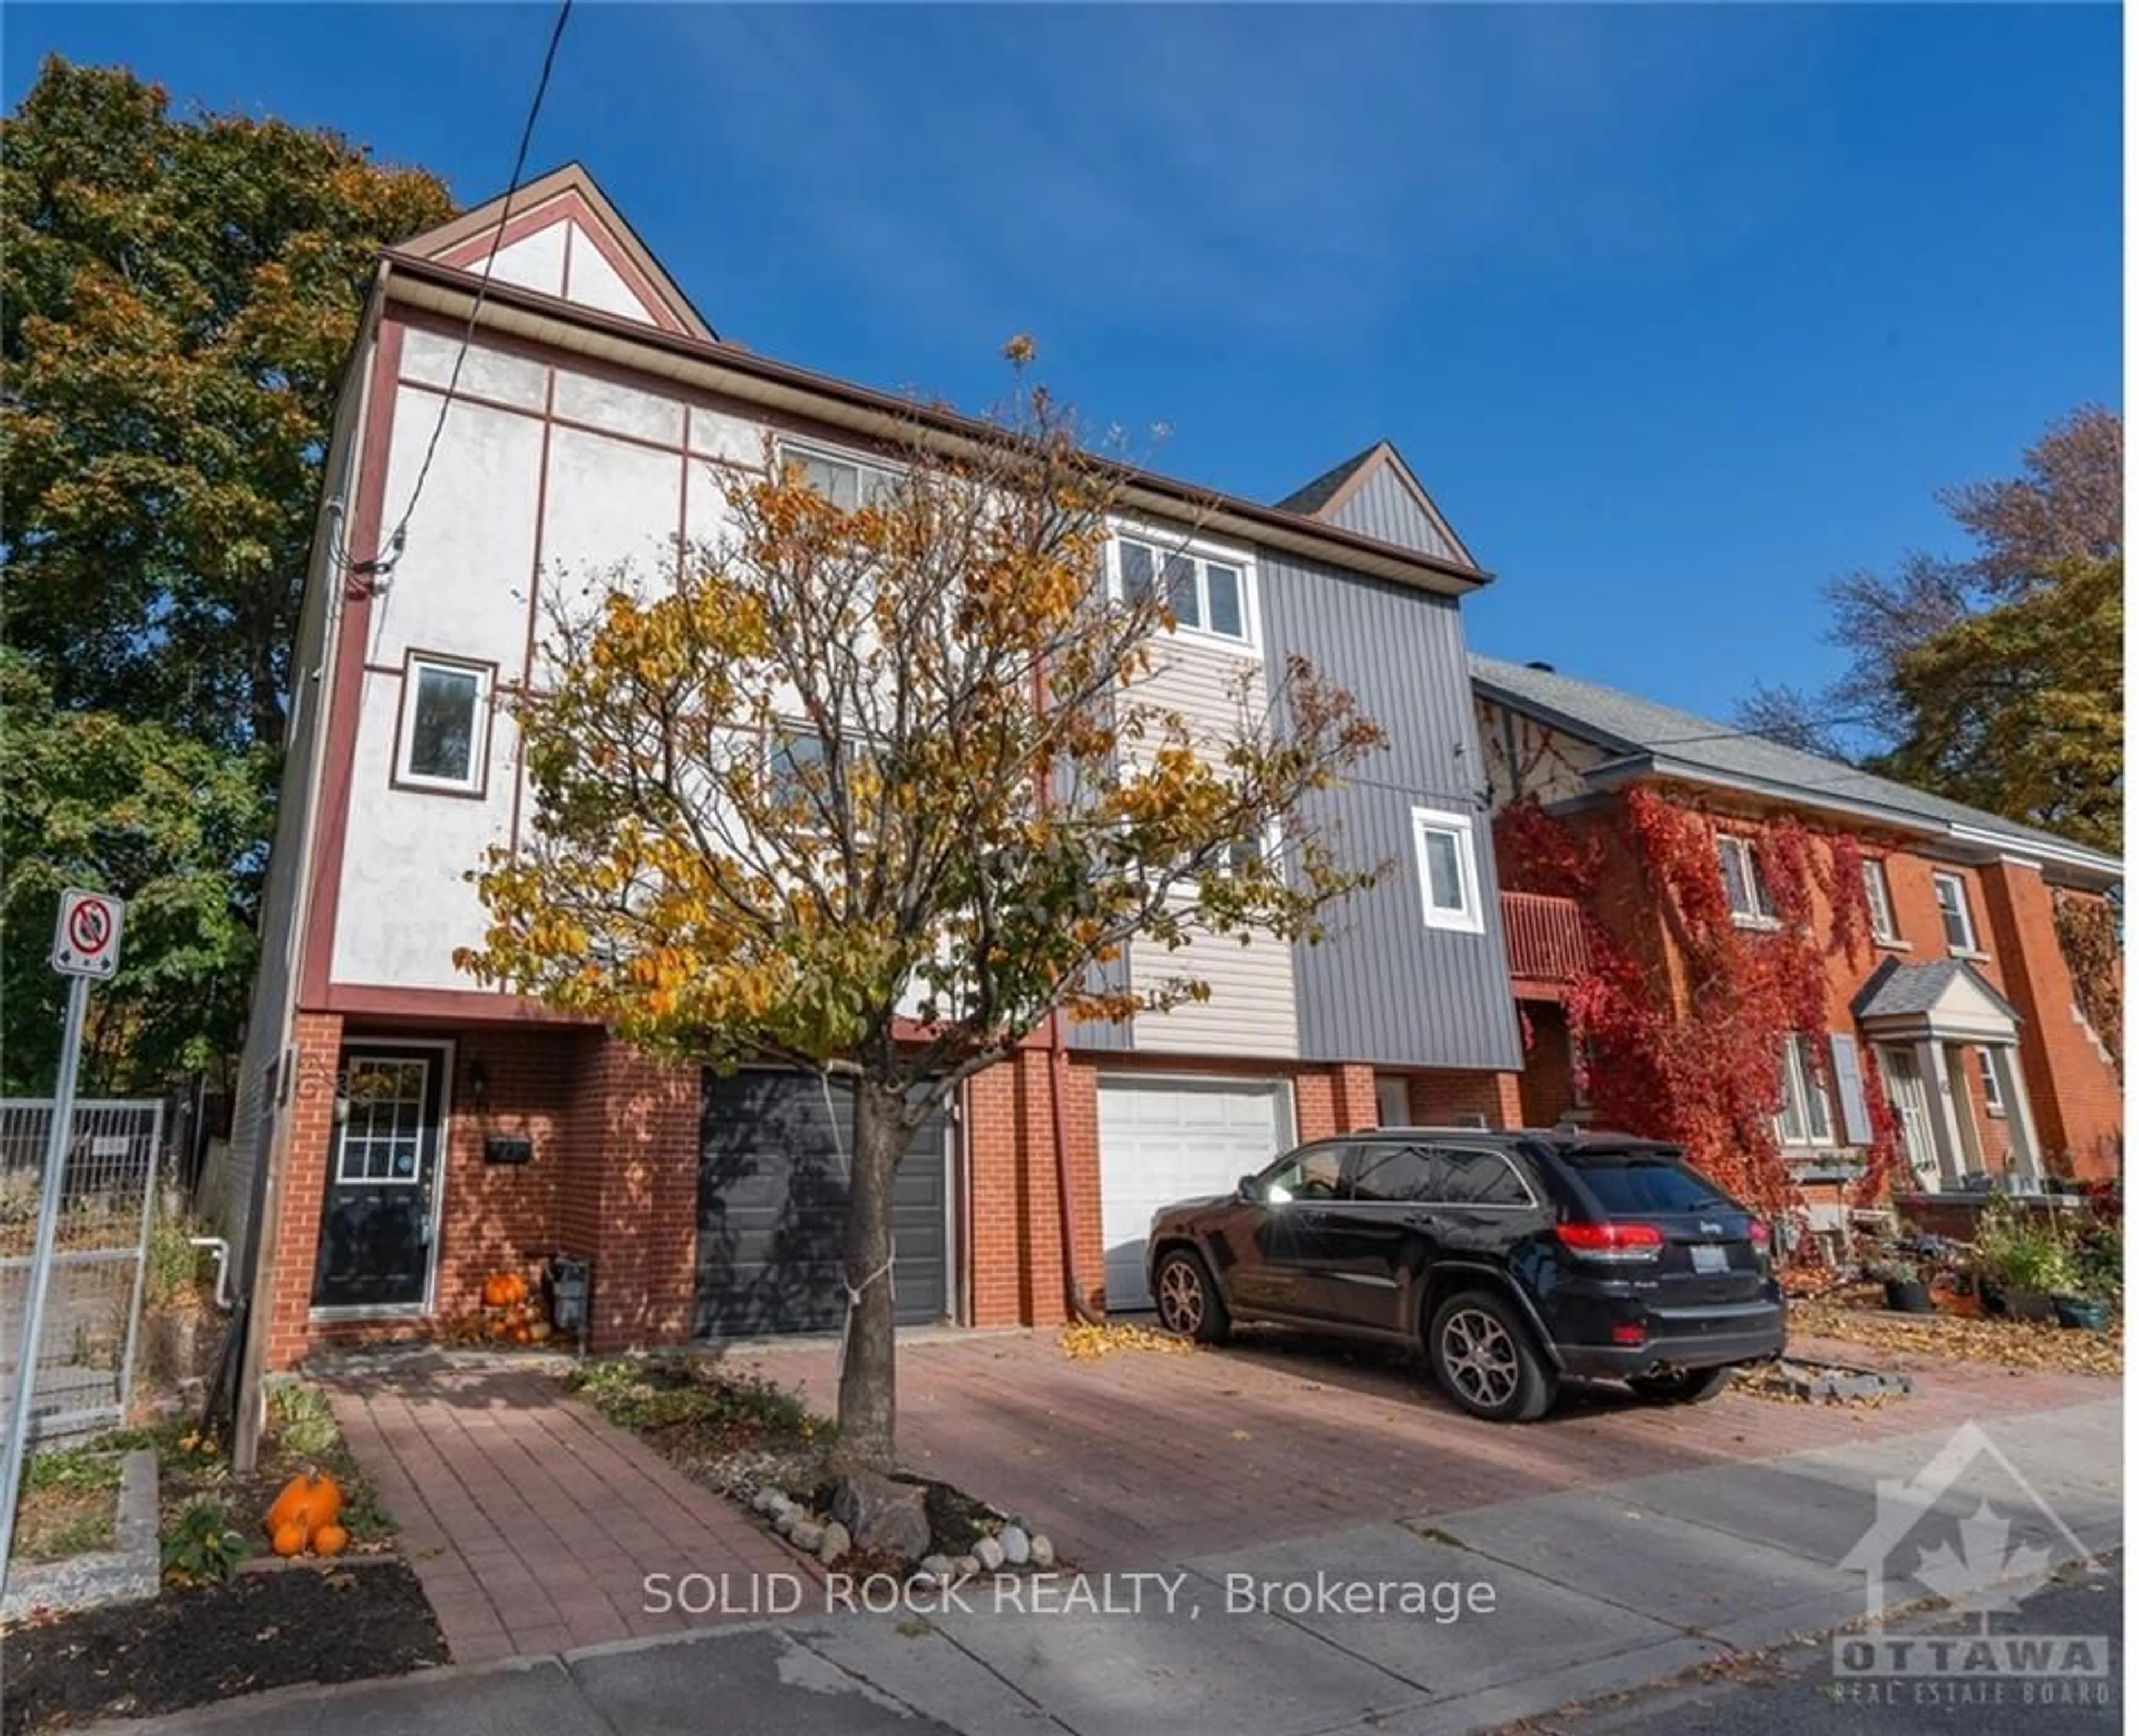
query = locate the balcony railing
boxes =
[1501,891,1590,988]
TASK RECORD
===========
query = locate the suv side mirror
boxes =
[1237,1173,1264,1203]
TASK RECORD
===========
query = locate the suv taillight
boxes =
[1555,1221,1665,1262]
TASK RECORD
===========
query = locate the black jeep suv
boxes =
[1144,1127,1784,1421]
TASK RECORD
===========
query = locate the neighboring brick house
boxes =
[223,167,1551,1368]
[1471,655,2123,1217]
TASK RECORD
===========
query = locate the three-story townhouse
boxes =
[220,168,1537,1369]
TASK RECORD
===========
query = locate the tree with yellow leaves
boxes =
[459,356,1386,1465]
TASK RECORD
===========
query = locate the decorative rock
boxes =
[973,1535,1005,1572]
[790,1519,826,1553]
[817,1522,851,1565]
[1029,1534,1056,1569]
[773,1510,797,1537]
[998,1525,1031,1567]
[831,1469,932,1561]
[919,1554,953,1582]
[951,1555,980,1580]
[751,1487,782,1515]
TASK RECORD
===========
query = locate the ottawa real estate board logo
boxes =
[1833,1421,2109,1701]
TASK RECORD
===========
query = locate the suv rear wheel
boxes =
[1628,1366,1736,1405]
[1152,1248,1231,1344]
[1429,1290,1556,1422]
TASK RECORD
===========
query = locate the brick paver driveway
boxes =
[735,1326,2112,1568]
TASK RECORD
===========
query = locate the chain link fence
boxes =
[0,1099,161,1444]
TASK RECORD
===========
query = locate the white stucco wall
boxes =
[331,331,728,991]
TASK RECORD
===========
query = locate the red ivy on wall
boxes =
[1495,790,1903,1226]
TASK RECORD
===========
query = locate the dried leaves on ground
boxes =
[1792,1291,2122,1378]
[1057,1321,1196,1362]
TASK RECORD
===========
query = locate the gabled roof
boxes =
[373,245,1493,598]
[1469,653,2122,883]
[1274,439,1476,568]
[398,163,717,343]
[1852,957,2018,1024]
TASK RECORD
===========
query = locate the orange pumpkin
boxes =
[482,1272,528,1309]
[265,1471,344,1543]
[271,1522,307,1557]
[312,1523,350,1557]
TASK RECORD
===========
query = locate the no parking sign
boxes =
[51,888,124,979]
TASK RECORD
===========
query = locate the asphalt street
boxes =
[1525,1554,2123,1736]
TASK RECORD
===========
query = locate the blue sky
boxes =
[7,4,2121,730]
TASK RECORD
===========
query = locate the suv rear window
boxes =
[1563,1150,1732,1216]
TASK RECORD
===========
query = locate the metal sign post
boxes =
[0,890,125,1602]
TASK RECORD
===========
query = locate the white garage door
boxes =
[1098,1077,1289,1310]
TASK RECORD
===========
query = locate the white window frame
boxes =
[1717,833,1778,927]
[1932,871,1980,953]
[775,437,899,510]
[1105,520,1261,653]
[394,653,492,795]
[1411,805,1485,935]
[1861,858,1902,946]
[1775,1033,1835,1148]
[1974,1048,2007,1116]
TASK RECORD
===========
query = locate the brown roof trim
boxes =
[399,162,717,343]
[377,247,1493,596]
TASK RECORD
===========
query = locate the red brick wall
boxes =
[262,1011,344,1368]
[1407,1068,1525,1128]
[431,1033,573,1318]
[1514,1002,1580,1128]
[563,1036,700,1350]
[1976,865,2122,1179]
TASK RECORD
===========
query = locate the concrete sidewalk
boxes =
[73,1398,2121,1736]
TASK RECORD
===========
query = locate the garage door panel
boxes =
[698,1074,947,1338]
[1098,1078,1285,1312]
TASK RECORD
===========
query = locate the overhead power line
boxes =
[356,0,575,581]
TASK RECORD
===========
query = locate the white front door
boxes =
[1878,1046,1941,1190]
[1097,1078,1288,1310]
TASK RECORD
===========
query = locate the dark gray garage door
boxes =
[696,1071,949,1338]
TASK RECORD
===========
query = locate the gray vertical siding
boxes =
[1324,466,1457,563]
[1259,550,1522,1071]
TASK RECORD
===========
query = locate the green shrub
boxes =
[160,1497,250,1583]
[1972,1199,2078,1295]
[266,1381,340,1458]
[567,1357,830,1442]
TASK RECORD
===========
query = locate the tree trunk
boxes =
[835,1077,905,1468]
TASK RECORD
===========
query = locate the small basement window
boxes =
[395,656,491,794]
